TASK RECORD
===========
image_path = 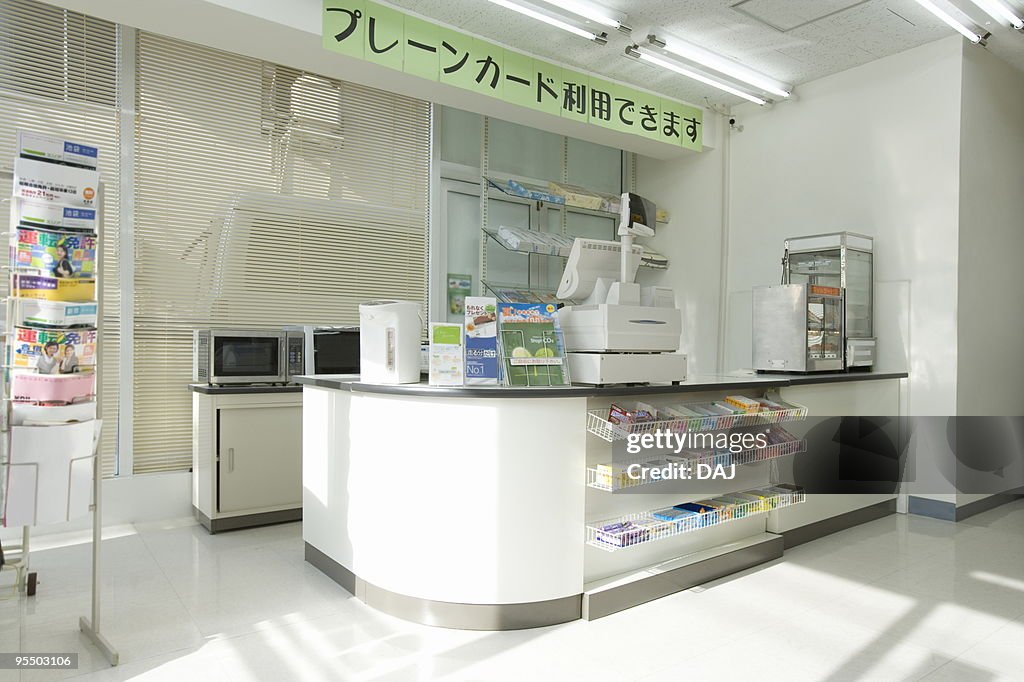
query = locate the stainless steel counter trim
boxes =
[187,384,304,395]
[305,542,582,630]
[293,372,909,398]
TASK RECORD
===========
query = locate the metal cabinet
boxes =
[192,388,302,532]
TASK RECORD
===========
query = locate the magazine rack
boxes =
[0,135,118,664]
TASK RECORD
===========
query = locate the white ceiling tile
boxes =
[385,0,1024,108]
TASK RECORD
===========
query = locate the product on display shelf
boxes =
[503,179,564,204]
[14,156,100,207]
[464,296,499,385]
[15,199,97,232]
[10,273,96,302]
[428,322,465,386]
[497,302,568,387]
[17,130,99,169]
[724,395,761,413]
[594,519,659,548]
[14,226,97,278]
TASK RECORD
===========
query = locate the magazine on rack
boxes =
[497,302,569,387]
[10,273,96,302]
[15,198,97,232]
[10,299,98,328]
[11,372,96,405]
[10,326,97,372]
[13,226,97,279]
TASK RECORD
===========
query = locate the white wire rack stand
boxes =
[0,149,118,664]
[586,395,809,443]
[586,487,806,552]
[586,426,806,492]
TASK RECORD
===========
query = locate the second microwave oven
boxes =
[301,325,360,375]
[193,329,304,385]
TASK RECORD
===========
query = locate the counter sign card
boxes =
[429,322,465,386]
[498,303,569,387]
[464,296,499,385]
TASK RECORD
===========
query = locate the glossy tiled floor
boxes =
[2,500,1023,682]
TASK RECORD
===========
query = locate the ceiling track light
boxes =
[483,0,621,43]
[913,0,991,43]
[646,34,792,99]
[967,0,1024,30]
[625,45,769,106]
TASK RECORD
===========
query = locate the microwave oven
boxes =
[301,325,360,376]
[193,329,304,385]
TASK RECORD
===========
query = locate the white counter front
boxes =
[299,372,907,629]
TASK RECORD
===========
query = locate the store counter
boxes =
[297,371,907,630]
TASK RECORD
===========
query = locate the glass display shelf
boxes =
[481,280,576,306]
[482,227,669,270]
[586,486,806,552]
[484,176,670,225]
[586,397,808,443]
[586,426,805,492]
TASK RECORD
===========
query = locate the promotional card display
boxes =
[10,273,96,302]
[14,227,97,278]
[13,156,99,207]
[17,130,99,169]
[464,297,499,385]
[497,303,569,387]
[11,299,98,328]
[429,322,465,386]
[16,198,97,232]
[10,326,97,372]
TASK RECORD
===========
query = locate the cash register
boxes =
[555,193,686,385]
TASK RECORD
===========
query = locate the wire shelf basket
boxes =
[586,397,808,443]
[586,428,806,492]
[586,488,806,552]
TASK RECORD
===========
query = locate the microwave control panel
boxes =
[286,334,304,378]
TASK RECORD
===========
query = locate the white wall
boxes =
[724,37,965,419]
[636,119,727,375]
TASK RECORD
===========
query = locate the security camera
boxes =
[729,117,736,126]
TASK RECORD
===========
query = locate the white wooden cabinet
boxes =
[191,387,302,532]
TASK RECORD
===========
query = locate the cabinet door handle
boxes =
[228,447,235,473]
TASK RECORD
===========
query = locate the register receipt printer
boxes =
[555,193,686,385]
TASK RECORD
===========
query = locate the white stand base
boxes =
[80,616,119,666]
[568,353,687,385]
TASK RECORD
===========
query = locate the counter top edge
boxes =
[293,371,908,398]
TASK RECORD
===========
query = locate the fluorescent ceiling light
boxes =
[914,0,987,42]
[539,0,624,29]
[650,35,792,99]
[967,0,1024,30]
[629,47,768,106]
[485,0,607,42]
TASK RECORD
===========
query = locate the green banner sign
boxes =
[323,1,702,152]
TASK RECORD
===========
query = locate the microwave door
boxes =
[212,335,283,383]
[309,329,361,375]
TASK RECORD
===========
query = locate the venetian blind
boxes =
[0,0,120,476]
[132,33,430,473]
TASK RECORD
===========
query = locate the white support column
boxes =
[116,26,136,478]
